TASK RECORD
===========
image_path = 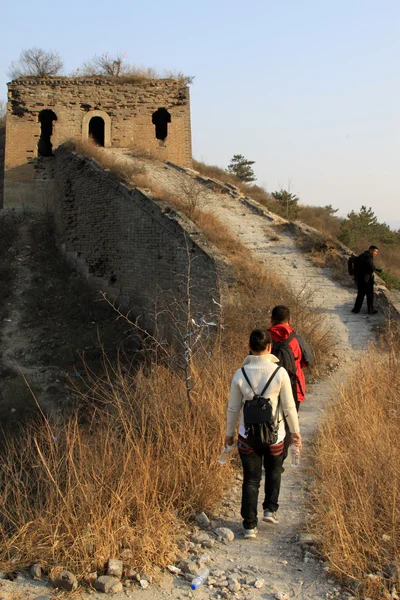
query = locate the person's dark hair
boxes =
[249,329,272,353]
[369,245,379,251]
[271,305,291,324]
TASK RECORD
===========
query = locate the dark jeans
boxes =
[353,279,374,313]
[239,447,284,530]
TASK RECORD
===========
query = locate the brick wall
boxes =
[54,146,229,343]
[4,76,192,209]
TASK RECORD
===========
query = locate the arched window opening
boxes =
[89,116,105,146]
[38,109,57,157]
[152,107,171,141]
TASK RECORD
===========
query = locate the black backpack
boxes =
[272,333,299,402]
[348,254,358,277]
[241,366,281,455]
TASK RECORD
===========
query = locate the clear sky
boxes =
[1,0,399,227]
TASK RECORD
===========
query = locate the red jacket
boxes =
[268,323,307,402]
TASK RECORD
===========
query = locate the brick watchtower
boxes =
[3,76,192,209]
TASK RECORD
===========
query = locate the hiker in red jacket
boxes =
[268,305,313,463]
[268,305,313,411]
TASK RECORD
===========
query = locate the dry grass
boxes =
[297,205,342,238]
[310,335,400,598]
[192,159,239,187]
[296,231,352,287]
[192,159,278,212]
[126,144,159,161]
[83,69,192,86]
[0,354,233,576]
[67,140,144,183]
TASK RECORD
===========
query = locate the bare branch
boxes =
[8,47,64,79]
[99,291,169,356]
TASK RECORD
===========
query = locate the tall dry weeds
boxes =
[310,336,400,598]
[0,352,234,576]
[67,139,144,183]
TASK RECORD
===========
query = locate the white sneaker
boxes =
[243,527,258,539]
[263,510,279,524]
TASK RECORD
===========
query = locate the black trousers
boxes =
[239,447,284,530]
[353,278,374,313]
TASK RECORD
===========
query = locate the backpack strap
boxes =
[241,367,255,395]
[280,332,296,346]
[259,366,281,397]
[241,365,281,397]
[279,332,304,395]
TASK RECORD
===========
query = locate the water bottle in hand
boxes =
[218,444,236,465]
[290,443,300,467]
[191,568,209,590]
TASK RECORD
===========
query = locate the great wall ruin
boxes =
[0,75,399,600]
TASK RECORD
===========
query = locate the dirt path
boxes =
[0,159,382,600]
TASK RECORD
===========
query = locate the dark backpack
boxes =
[272,333,299,401]
[348,254,358,277]
[241,366,281,455]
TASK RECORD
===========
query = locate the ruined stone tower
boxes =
[3,76,192,209]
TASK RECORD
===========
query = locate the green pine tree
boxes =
[272,189,300,220]
[227,154,256,183]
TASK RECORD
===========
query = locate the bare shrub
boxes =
[174,178,210,220]
[79,53,130,77]
[310,340,400,598]
[77,54,193,85]
[8,48,64,79]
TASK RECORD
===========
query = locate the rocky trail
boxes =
[0,158,389,600]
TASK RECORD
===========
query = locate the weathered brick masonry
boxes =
[3,76,192,209]
[54,147,229,341]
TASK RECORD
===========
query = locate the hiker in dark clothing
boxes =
[351,246,382,315]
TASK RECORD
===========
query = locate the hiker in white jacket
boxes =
[225,328,301,539]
